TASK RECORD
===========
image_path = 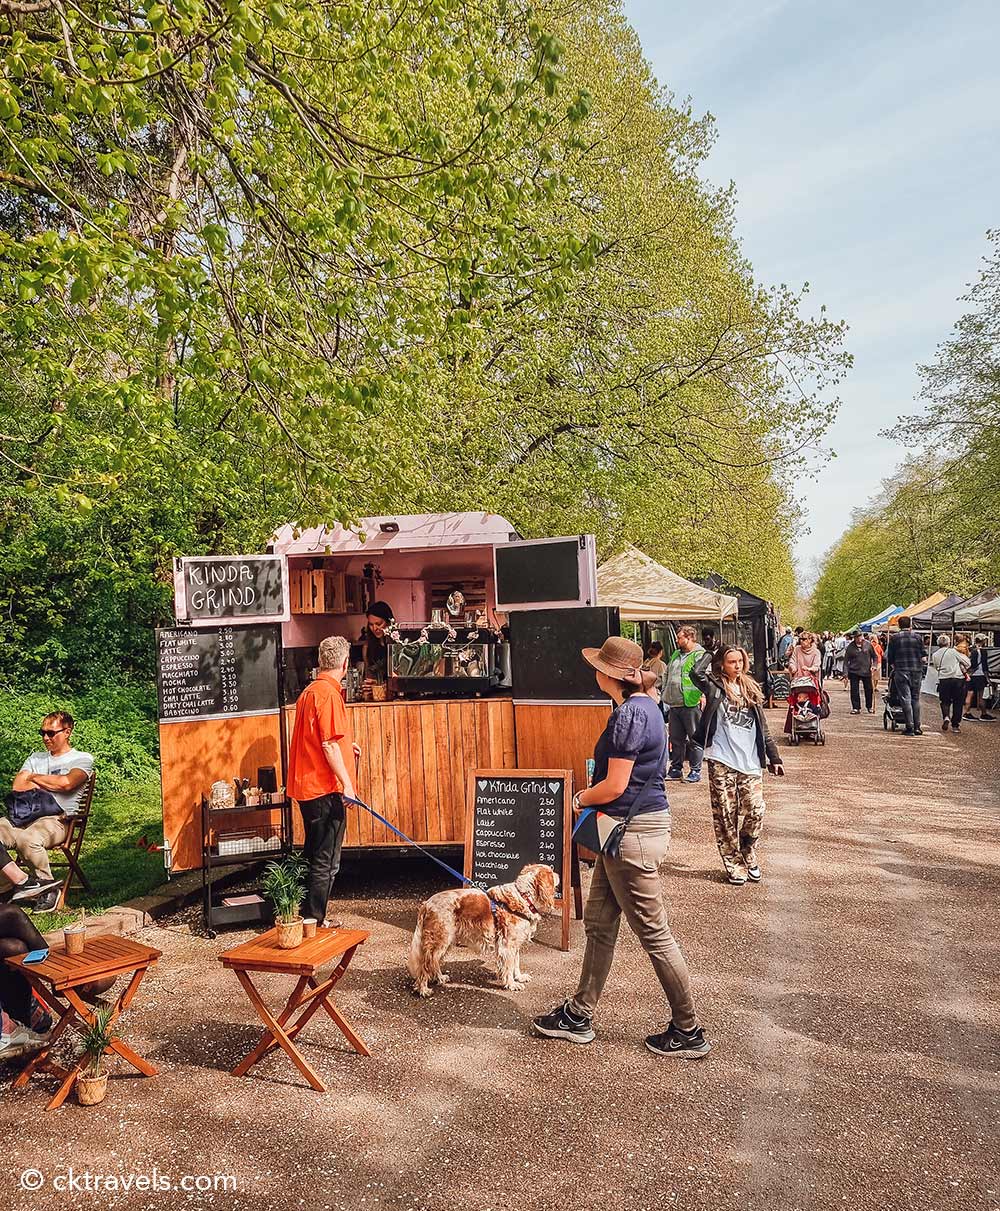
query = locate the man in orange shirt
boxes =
[287,635,358,924]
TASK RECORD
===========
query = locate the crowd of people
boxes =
[774,621,996,736]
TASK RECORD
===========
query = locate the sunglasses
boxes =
[39,727,67,739]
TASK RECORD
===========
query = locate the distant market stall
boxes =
[856,604,903,633]
[596,545,737,646]
[953,586,1000,628]
[694,573,777,684]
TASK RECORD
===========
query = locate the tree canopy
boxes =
[809,230,1000,632]
[1,0,847,686]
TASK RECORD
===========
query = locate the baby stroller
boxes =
[787,675,827,745]
[883,670,908,731]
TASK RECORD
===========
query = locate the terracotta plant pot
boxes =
[64,926,86,956]
[76,1073,108,1106]
[275,918,304,949]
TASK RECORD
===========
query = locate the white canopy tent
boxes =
[597,547,738,622]
[953,587,1000,626]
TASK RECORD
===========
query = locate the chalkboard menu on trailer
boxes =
[465,768,573,950]
[174,555,289,625]
[156,625,281,723]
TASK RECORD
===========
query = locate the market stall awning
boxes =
[914,592,964,630]
[272,512,517,556]
[694,574,771,620]
[597,548,738,622]
[856,604,903,632]
[953,586,1000,626]
[888,591,947,627]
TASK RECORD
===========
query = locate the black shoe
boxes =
[11,876,59,903]
[902,728,914,736]
[953,726,961,734]
[645,1022,712,1059]
[26,887,60,913]
[532,1001,595,1045]
[914,727,923,735]
[963,713,977,721]
[980,713,996,721]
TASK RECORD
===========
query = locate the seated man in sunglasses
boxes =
[0,711,94,902]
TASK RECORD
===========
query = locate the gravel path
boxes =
[3,683,998,1211]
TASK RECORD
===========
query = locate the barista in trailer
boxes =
[360,600,393,684]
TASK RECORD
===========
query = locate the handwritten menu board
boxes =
[156,625,281,723]
[465,769,573,950]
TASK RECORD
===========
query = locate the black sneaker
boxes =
[28,887,60,912]
[914,727,923,735]
[645,1022,712,1059]
[532,1001,595,1045]
[11,876,59,903]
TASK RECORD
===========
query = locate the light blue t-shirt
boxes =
[705,697,761,776]
[19,749,94,815]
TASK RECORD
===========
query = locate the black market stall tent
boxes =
[694,574,778,685]
[913,593,964,633]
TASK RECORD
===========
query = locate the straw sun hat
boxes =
[582,636,654,688]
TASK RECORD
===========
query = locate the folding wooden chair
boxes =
[52,774,95,910]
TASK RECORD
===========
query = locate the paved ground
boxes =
[3,684,999,1211]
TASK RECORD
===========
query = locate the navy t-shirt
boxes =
[591,693,669,818]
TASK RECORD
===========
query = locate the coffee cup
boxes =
[302,918,317,939]
[64,924,86,956]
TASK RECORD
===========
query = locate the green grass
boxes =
[25,773,167,933]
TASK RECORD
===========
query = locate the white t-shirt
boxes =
[705,695,761,776]
[19,749,94,815]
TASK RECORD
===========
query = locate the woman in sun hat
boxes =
[532,635,710,1059]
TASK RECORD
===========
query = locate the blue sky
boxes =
[623,0,1000,585]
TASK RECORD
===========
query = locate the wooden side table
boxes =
[6,935,161,1110]
[219,927,369,1092]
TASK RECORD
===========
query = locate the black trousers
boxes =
[298,793,346,923]
[0,903,45,1025]
[849,671,873,711]
[938,678,965,728]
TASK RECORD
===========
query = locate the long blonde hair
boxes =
[712,645,763,706]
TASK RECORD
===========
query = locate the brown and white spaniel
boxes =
[408,863,559,997]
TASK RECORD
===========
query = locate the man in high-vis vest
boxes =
[664,626,711,783]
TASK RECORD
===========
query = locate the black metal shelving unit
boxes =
[200,795,294,937]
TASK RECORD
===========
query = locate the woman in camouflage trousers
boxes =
[693,647,784,886]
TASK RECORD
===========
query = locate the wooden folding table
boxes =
[219,927,369,1092]
[6,934,161,1110]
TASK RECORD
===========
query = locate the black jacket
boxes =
[691,666,781,769]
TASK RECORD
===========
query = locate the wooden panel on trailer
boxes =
[159,714,283,872]
[512,702,610,794]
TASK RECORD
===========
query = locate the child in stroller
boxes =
[785,675,827,745]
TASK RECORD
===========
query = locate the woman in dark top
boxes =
[533,636,710,1059]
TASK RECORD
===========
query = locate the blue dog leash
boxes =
[343,794,538,923]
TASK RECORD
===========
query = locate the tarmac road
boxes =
[3,683,999,1211]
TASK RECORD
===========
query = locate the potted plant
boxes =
[76,1006,116,1105]
[261,856,307,949]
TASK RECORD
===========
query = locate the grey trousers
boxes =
[570,812,699,1030]
[667,705,703,774]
